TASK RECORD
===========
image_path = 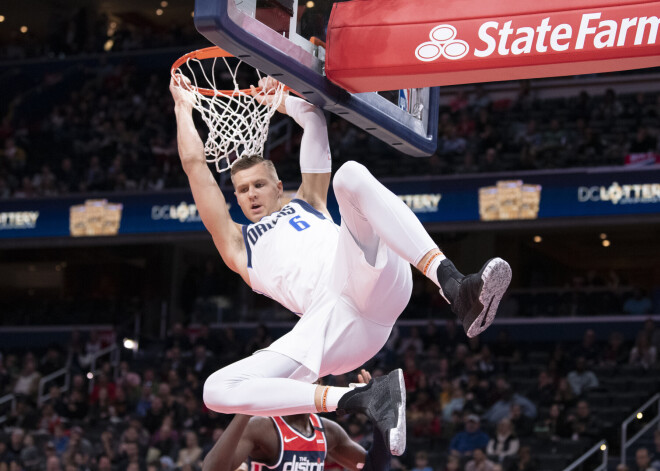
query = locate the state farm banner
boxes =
[326,0,660,92]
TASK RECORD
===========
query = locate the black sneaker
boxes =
[450,257,512,338]
[337,369,406,456]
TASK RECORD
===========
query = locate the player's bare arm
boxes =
[323,419,367,470]
[252,78,332,218]
[202,415,277,471]
[170,76,249,283]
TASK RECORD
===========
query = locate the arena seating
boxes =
[1,8,659,471]
[1,318,659,470]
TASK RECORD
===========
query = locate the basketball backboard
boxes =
[193,0,439,157]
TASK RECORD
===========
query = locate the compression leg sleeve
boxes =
[333,161,437,267]
[203,351,348,415]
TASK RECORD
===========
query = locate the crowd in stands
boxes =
[1,2,659,198]
[1,51,659,198]
[2,6,660,471]
[0,8,201,61]
[0,59,184,199]
[1,317,660,471]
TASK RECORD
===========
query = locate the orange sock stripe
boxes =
[322,387,329,412]
[422,252,442,276]
[314,386,330,413]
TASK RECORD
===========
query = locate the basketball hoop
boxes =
[171,47,286,173]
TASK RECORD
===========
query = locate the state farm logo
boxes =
[414,13,659,62]
[415,24,469,62]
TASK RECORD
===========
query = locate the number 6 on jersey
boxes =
[289,215,310,232]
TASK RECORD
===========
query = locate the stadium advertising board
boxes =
[0,168,657,239]
[392,168,660,224]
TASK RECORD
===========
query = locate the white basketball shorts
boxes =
[259,220,413,379]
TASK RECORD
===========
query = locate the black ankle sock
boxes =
[436,259,464,303]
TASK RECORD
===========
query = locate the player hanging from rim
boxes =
[169,75,512,456]
[203,370,391,471]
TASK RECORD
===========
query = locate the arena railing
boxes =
[0,344,120,423]
[620,393,660,465]
[563,439,608,471]
[37,367,71,406]
[87,343,121,393]
[0,394,16,425]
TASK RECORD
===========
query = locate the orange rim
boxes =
[171,46,255,97]
[309,36,326,48]
[171,46,294,98]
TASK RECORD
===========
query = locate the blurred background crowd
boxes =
[1,1,659,198]
[1,319,660,471]
[1,1,659,471]
[1,63,659,198]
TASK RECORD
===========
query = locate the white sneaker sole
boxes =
[465,257,512,338]
[388,369,407,456]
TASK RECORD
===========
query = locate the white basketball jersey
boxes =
[243,199,339,315]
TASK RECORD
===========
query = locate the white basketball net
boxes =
[172,56,285,173]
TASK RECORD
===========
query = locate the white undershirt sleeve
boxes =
[284,96,332,174]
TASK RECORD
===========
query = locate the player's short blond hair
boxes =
[230,155,279,186]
